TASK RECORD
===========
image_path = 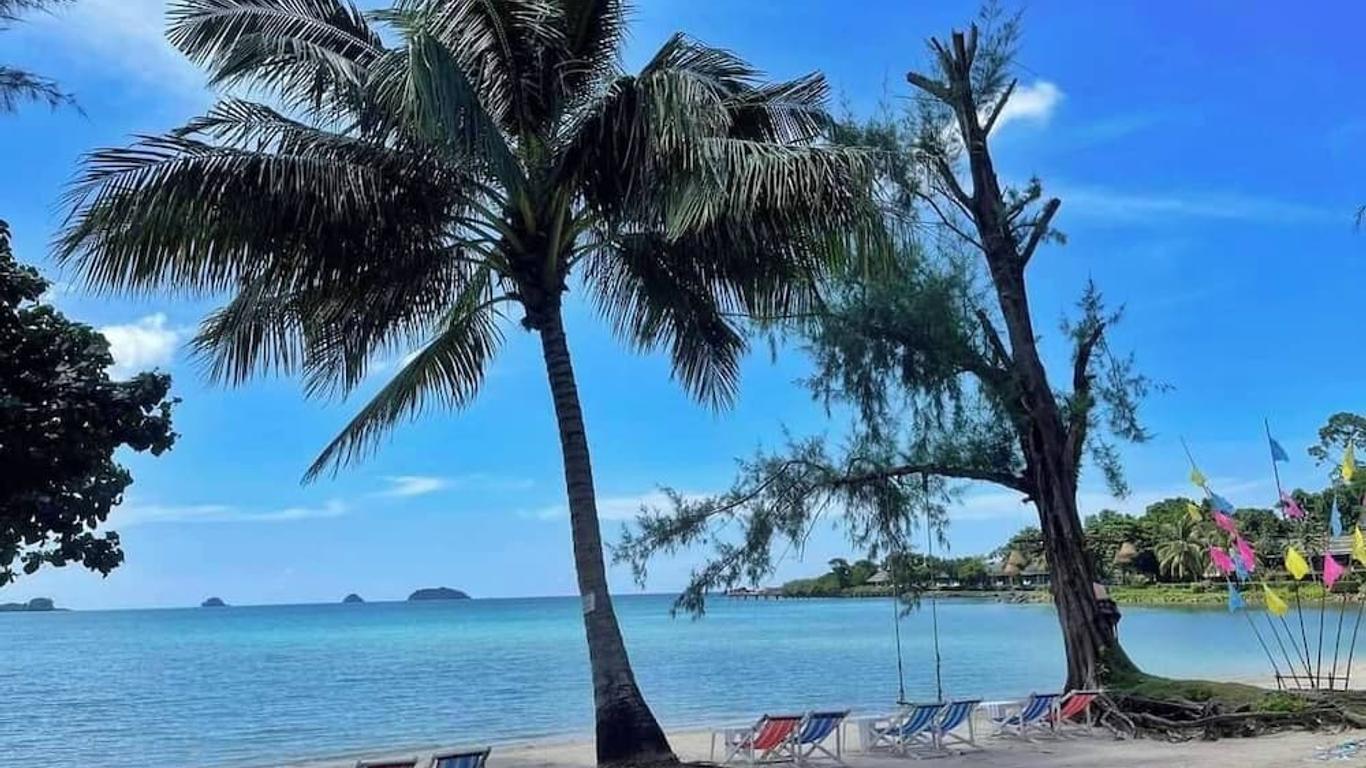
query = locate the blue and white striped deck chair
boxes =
[992,693,1060,741]
[428,748,491,768]
[866,702,943,755]
[355,759,419,768]
[934,700,981,751]
[794,710,849,764]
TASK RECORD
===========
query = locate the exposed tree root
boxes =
[1098,686,1366,742]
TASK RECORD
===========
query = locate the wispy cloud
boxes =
[1055,184,1340,225]
[98,313,182,378]
[30,0,206,100]
[118,499,349,526]
[533,490,700,522]
[991,80,1063,133]
[377,475,450,498]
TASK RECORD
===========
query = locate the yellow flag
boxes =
[1285,547,1311,580]
[1190,466,1208,489]
[1344,444,1356,484]
[1186,502,1201,521]
[1354,527,1366,567]
[1264,584,1289,617]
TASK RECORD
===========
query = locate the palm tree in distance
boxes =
[56,1,876,763]
[1154,516,1211,582]
[1,0,75,112]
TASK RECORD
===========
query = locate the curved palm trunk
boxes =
[537,307,676,767]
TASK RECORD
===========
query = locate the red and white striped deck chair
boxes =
[715,714,803,763]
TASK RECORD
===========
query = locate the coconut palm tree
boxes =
[1154,516,1212,582]
[56,1,875,763]
[1,0,74,112]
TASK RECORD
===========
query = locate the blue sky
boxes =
[2,1,1364,609]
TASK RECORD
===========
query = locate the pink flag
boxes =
[1235,537,1256,572]
[1282,493,1306,520]
[1324,554,1347,589]
[1212,510,1238,536]
[1209,546,1236,575]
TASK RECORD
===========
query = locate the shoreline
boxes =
[281,722,1366,768]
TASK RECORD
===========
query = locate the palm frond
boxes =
[540,0,626,116]
[584,231,746,407]
[304,276,508,481]
[167,0,382,116]
[57,116,461,296]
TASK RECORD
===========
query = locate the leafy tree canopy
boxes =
[0,221,176,586]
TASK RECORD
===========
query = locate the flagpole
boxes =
[1346,599,1366,688]
[1264,613,1303,689]
[1280,611,1315,684]
[1265,419,1288,503]
[1331,592,1348,689]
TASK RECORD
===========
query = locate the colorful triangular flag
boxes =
[1186,502,1202,521]
[1324,554,1347,590]
[1210,492,1235,513]
[1286,547,1311,580]
[1190,465,1208,490]
[1269,436,1289,463]
[1234,555,1250,582]
[1344,444,1357,484]
[1236,537,1256,573]
[1228,582,1245,612]
[1212,510,1239,537]
[1332,496,1343,536]
[1354,527,1366,567]
[1282,493,1306,520]
[1209,547,1236,575]
[1264,583,1289,616]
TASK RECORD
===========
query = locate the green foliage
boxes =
[1308,412,1366,472]
[0,0,75,113]
[1153,515,1213,581]
[0,221,176,586]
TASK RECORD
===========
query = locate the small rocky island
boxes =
[201,597,228,608]
[407,587,470,601]
[342,593,365,604]
[0,597,59,612]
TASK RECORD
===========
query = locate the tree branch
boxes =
[981,79,1018,136]
[1065,321,1106,469]
[1019,197,1060,265]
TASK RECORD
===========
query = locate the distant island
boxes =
[342,593,364,604]
[0,597,60,612]
[201,597,228,608]
[407,587,470,601]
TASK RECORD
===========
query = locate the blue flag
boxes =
[1210,492,1235,514]
[1332,496,1343,536]
[1227,582,1245,612]
[1234,556,1250,582]
[1269,436,1289,463]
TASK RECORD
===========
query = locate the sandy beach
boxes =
[290,723,1366,768]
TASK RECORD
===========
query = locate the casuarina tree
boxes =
[617,13,1155,690]
[55,1,876,762]
[0,220,176,586]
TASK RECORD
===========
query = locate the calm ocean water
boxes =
[0,594,1283,767]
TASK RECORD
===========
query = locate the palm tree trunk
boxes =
[536,305,676,767]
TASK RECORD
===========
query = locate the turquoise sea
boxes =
[0,595,1288,767]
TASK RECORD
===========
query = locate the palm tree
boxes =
[1154,517,1211,582]
[56,1,875,763]
[1,0,74,113]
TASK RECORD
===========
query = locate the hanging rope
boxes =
[924,473,944,703]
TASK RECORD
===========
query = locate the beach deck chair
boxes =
[428,748,491,768]
[991,692,1060,741]
[860,702,943,756]
[1048,690,1100,735]
[934,699,982,752]
[356,760,419,768]
[713,714,803,764]
[794,710,849,764]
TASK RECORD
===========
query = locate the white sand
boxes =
[291,723,1366,768]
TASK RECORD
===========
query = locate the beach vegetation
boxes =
[0,0,76,112]
[0,221,176,587]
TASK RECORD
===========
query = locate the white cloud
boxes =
[34,0,206,98]
[1056,184,1338,225]
[118,499,348,526]
[378,475,450,498]
[990,80,1063,133]
[534,490,699,522]
[99,313,181,379]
